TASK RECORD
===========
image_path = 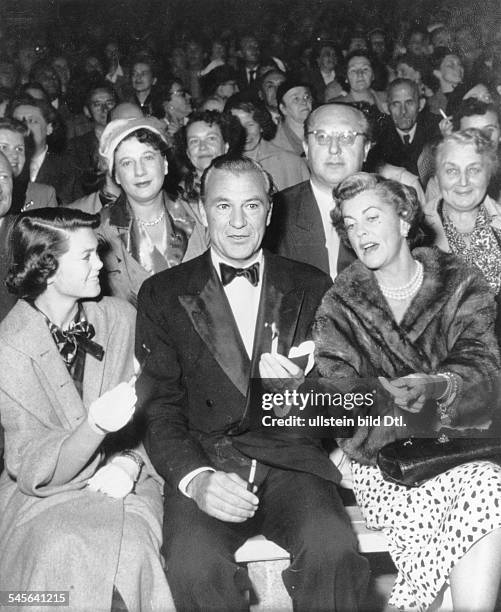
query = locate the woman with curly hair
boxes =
[314,172,501,611]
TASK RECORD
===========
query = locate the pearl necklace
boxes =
[378,261,424,301]
[135,211,165,227]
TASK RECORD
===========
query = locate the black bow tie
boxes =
[220,262,260,287]
[49,319,104,366]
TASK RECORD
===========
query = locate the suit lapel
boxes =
[179,254,250,397]
[250,252,305,376]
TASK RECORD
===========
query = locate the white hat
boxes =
[99,117,167,173]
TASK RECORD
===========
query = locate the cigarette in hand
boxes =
[271,323,279,355]
[247,459,257,492]
[439,108,448,120]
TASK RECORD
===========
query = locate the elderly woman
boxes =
[227,99,309,190]
[423,129,501,296]
[0,208,174,611]
[97,116,208,306]
[314,172,501,611]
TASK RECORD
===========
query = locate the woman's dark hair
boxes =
[332,172,425,250]
[224,99,276,141]
[172,110,244,199]
[6,208,100,300]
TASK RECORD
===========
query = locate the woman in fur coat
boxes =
[313,173,501,612]
[0,208,174,611]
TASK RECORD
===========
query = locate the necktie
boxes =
[220,262,260,286]
[403,135,411,146]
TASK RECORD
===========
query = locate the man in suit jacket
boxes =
[136,155,369,612]
[268,103,371,278]
[365,78,441,176]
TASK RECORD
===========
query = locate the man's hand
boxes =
[379,373,447,413]
[259,352,305,392]
[186,471,259,522]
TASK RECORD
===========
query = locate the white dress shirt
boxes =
[30,146,48,182]
[396,123,417,144]
[178,248,264,496]
[310,180,340,280]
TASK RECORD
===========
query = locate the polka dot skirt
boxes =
[352,460,501,611]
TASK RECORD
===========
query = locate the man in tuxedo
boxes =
[366,78,440,176]
[136,155,369,612]
[268,103,371,278]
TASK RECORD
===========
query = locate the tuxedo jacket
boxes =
[266,180,356,276]
[366,114,441,176]
[136,249,339,491]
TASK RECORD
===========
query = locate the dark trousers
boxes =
[163,467,369,612]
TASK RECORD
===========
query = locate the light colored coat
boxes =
[0,298,174,612]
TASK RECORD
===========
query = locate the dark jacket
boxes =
[266,180,356,276]
[136,249,338,490]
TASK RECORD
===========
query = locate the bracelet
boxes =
[118,450,145,472]
[436,371,460,425]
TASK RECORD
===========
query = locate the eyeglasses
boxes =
[91,100,116,111]
[307,130,367,147]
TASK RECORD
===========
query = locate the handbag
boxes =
[377,435,501,487]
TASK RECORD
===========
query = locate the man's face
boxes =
[240,37,260,65]
[114,136,167,206]
[33,66,60,99]
[388,83,421,132]
[260,71,285,111]
[280,87,312,126]
[52,57,70,88]
[0,129,25,177]
[216,80,239,100]
[0,153,13,217]
[370,34,386,58]
[87,89,116,127]
[200,168,271,267]
[131,62,156,94]
[12,104,52,149]
[304,105,370,190]
[408,32,426,56]
[460,111,500,146]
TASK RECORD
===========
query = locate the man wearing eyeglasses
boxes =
[268,103,371,279]
[271,80,313,157]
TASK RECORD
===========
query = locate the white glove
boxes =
[87,462,134,499]
[87,381,136,434]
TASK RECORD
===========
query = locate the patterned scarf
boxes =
[441,202,501,294]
